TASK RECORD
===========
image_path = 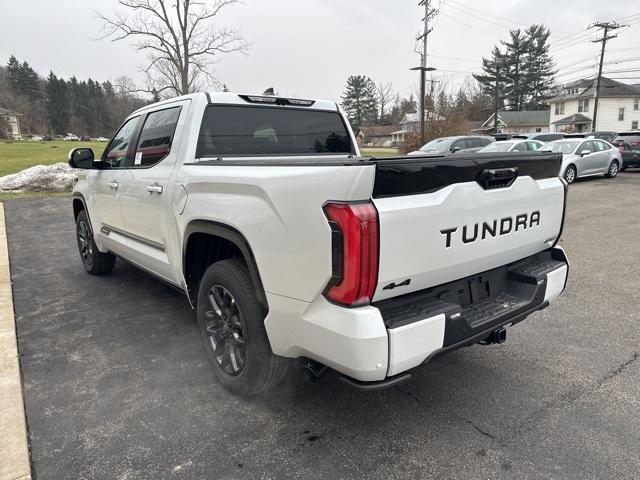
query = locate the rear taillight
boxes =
[323,202,379,307]
[618,144,625,153]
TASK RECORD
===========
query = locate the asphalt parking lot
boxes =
[5,171,640,480]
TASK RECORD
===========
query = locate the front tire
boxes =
[606,160,619,178]
[197,259,288,396]
[564,165,577,184]
[75,210,115,275]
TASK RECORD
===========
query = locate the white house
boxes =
[0,107,22,139]
[476,110,550,134]
[390,111,446,144]
[548,77,640,133]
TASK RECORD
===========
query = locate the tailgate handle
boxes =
[477,167,518,190]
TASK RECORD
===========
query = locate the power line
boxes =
[437,9,505,39]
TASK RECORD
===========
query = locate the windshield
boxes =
[479,142,513,152]
[419,138,454,152]
[543,141,578,154]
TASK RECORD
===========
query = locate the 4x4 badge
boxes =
[383,279,411,290]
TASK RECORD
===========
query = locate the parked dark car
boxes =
[611,132,640,170]
[80,135,91,141]
[407,135,494,155]
[42,134,53,141]
[564,131,619,142]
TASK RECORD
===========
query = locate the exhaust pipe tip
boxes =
[479,327,507,345]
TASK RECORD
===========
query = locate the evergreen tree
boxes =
[524,25,556,110]
[340,75,378,131]
[501,29,528,111]
[473,46,508,111]
[45,72,70,135]
[474,25,555,111]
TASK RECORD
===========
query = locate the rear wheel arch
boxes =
[183,220,268,312]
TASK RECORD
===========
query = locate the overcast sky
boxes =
[1,0,640,101]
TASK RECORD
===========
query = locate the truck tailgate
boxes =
[370,153,565,302]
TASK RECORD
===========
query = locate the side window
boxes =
[480,138,492,147]
[594,141,607,152]
[452,140,465,151]
[134,107,182,167]
[578,141,594,154]
[512,142,527,152]
[103,116,141,168]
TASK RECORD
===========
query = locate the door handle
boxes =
[147,184,163,194]
[108,181,119,190]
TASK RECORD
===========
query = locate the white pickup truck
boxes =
[68,92,569,395]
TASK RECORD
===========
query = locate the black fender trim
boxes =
[71,193,93,232]
[183,220,268,311]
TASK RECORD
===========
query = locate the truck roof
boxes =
[133,91,339,115]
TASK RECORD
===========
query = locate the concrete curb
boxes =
[0,203,32,480]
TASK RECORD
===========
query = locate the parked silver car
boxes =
[478,139,544,153]
[541,139,622,184]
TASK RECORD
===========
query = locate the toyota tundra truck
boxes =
[68,92,569,395]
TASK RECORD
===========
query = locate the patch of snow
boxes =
[0,162,76,192]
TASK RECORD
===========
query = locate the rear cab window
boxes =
[196,105,354,158]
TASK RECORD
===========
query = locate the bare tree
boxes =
[376,82,393,124]
[99,0,248,97]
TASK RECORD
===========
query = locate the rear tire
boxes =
[564,165,577,184]
[197,259,289,396]
[75,210,115,275]
[606,160,619,178]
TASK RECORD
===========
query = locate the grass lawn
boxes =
[360,147,399,157]
[0,139,106,177]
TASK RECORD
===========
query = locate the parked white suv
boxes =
[68,92,569,395]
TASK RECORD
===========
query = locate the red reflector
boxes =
[323,202,379,307]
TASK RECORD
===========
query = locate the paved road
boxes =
[6,172,640,480]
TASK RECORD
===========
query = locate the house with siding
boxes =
[548,77,640,133]
[476,110,550,134]
[356,125,398,147]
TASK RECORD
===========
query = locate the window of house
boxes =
[632,121,639,130]
[554,102,565,115]
[618,108,625,121]
[634,98,639,111]
[578,99,589,112]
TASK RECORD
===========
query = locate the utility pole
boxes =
[425,78,440,122]
[415,0,437,145]
[493,60,502,134]
[590,21,625,131]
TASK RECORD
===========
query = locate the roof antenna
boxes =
[263,87,276,96]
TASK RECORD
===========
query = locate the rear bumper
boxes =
[265,247,568,382]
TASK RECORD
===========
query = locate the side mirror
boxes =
[450,145,462,153]
[578,149,591,156]
[68,148,95,169]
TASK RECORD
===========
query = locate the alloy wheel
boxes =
[565,167,576,184]
[609,162,618,177]
[205,285,246,375]
[77,220,93,266]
